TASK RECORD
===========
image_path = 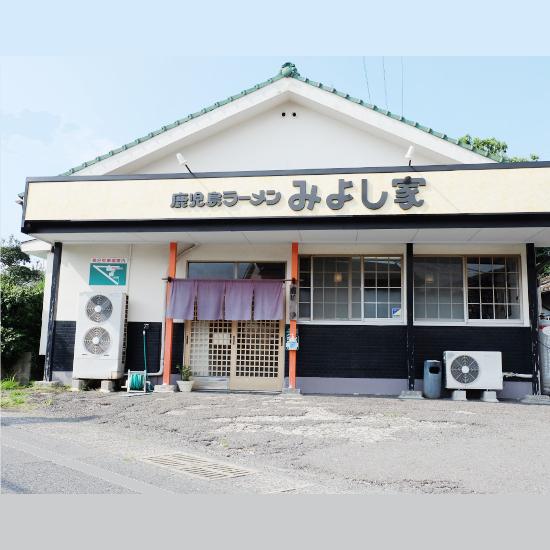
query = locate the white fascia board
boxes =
[286,79,495,165]
[21,238,51,258]
[76,79,293,176]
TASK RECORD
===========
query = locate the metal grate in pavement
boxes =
[141,453,253,480]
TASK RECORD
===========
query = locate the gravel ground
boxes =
[3,390,550,494]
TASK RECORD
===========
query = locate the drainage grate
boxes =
[141,453,253,480]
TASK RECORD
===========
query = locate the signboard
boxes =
[89,258,127,286]
[285,327,299,351]
[23,166,550,225]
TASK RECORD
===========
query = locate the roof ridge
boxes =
[61,62,501,175]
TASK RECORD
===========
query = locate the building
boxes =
[21,62,550,398]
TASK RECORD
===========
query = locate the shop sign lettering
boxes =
[170,176,426,212]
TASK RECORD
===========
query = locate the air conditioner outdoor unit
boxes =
[443,351,503,390]
[73,292,128,380]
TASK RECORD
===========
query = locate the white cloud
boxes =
[1,110,118,238]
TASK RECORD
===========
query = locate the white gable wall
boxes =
[133,101,448,175]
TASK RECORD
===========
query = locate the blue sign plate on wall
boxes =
[89,259,127,286]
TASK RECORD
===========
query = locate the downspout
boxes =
[149,243,198,377]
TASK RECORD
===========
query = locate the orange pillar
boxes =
[162,242,178,385]
[289,242,299,389]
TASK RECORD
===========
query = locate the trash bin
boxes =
[423,360,442,399]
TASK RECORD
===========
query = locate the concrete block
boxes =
[282,387,302,395]
[520,394,550,405]
[71,379,86,392]
[481,390,499,403]
[9,352,32,385]
[34,380,62,389]
[398,390,424,400]
[100,380,116,393]
[451,390,467,401]
[153,384,177,393]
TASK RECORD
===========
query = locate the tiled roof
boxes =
[61,62,501,175]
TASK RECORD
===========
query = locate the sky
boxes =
[1,56,549,240]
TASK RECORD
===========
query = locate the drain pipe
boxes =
[148,244,198,377]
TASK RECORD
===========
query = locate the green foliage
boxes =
[1,237,45,369]
[537,248,550,277]
[458,134,539,162]
[176,364,193,381]
[0,376,22,391]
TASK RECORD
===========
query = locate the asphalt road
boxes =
[2,391,550,494]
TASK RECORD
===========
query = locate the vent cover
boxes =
[86,295,113,323]
[450,355,480,384]
[84,327,111,354]
[141,453,253,480]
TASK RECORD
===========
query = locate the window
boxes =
[298,255,403,321]
[414,257,464,321]
[188,262,285,280]
[187,262,235,279]
[467,256,520,320]
[237,262,285,280]
[413,255,521,322]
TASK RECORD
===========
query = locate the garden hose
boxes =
[129,372,146,391]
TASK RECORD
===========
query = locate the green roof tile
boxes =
[60,62,501,174]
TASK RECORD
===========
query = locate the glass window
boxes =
[414,257,464,321]
[237,262,285,280]
[298,255,402,321]
[188,262,285,280]
[364,257,402,319]
[467,256,520,320]
[188,262,235,279]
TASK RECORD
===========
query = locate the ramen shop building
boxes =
[21,63,550,398]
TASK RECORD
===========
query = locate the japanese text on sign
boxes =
[170,176,426,212]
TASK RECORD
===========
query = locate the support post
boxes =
[526,243,541,395]
[288,242,299,390]
[406,243,415,390]
[399,243,422,399]
[43,242,62,382]
[162,242,178,386]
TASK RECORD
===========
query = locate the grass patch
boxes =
[0,376,23,391]
[0,389,28,409]
[0,378,70,409]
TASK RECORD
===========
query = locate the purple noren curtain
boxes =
[253,280,284,320]
[166,279,197,320]
[197,281,226,320]
[225,280,254,321]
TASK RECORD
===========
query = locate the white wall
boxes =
[56,244,169,323]
[132,101,440,175]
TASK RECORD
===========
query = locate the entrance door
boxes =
[184,320,284,392]
[229,320,285,391]
[184,320,232,390]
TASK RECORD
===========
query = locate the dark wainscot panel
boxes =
[51,321,183,375]
[295,325,408,379]
[414,326,532,378]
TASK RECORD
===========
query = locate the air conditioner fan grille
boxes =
[86,295,113,323]
[450,355,480,385]
[84,327,111,355]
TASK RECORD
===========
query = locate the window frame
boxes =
[298,254,405,325]
[412,254,524,326]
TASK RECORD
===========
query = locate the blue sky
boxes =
[1,56,549,240]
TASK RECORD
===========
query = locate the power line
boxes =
[401,56,404,117]
[361,56,372,104]
[382,56,388,110]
